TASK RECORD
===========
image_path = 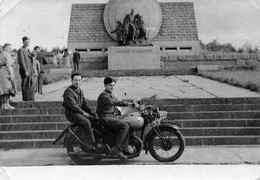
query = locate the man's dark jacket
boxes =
[63,85,94,121]
[17,46,33,77]
[36,52,47,73]
[73,51,80,62]
[96,89,128,115]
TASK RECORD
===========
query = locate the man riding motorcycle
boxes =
[96,77,134,160]
[62,72,98,151]
[55,75,185,164]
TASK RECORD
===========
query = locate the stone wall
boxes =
[154,2,198,42]
[75,52,260,70]
[162,53,259,61]
[68,2,200,51]
[68,4,112,43]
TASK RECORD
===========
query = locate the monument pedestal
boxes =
[108,46,160,70]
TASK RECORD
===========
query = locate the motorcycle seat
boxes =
[93,120,116,134]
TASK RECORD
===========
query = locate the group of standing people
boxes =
[0,35,80,109]
[17,36,47,102]
[0,36,47,109]
[52,48,71,69]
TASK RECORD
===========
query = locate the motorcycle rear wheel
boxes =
[147,126,185,162]
[66,135,102,165]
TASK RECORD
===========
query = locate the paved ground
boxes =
[1,146,260,180]
[11,75,260,102]
[1,146,260,166]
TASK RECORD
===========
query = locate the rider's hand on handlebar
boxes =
[127,102,140,109]
[127,102,135,107]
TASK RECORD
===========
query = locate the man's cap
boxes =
[104,77,116,85]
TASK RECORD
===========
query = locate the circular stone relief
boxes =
[103,0,162,42]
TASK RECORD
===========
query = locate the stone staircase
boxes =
[0,97,260,149]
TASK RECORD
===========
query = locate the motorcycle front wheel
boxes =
[66,135,102,165]
[147,126,185,162]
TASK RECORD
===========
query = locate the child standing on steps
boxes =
[31,51,41,94]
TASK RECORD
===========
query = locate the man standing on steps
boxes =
[73,48,80,71]
[17,36,35,101]
[62,72,98,150]
[34,46,47,94]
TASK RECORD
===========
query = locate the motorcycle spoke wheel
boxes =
[148,127,185,162]
[67,136,102,165]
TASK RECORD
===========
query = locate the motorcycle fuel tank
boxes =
[121,112,144,130]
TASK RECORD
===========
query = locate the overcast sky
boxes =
[1,0,260,50]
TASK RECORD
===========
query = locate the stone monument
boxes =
[104,0,161,70]
[67,0,200,70]
[103,0,162,46]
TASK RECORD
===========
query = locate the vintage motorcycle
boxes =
[53,101,185,165]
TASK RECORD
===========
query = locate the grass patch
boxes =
[43,72,71,85]
[80,68,196,78]
[198,67,260,92]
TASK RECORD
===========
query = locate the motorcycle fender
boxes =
[160,123,180,130]
[143,124,179,154]
[52,123,75,145]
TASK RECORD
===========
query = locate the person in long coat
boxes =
[56,50,63,68]
[17,36,35,101]
[64,48,71,68]
[0,43,17,109]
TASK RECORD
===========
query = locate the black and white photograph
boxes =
[0,0,260,179]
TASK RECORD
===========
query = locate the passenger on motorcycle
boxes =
[63,72,98,151]
[96,77,133,160]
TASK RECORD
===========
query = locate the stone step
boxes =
[11,101,64,109]
[9,97,260,109]
[1,111,260,123]
[1,127,259,140]
[168,111,260,120]
[184,136,260,146]
[1,135,259,149]
[1,118,259,132]
[0,130,61,140]
[0,122,68,131]
[159,104,260,112]
[181,127,260,136]
[1,97,260,149]
[1,104,260,116]
[0,139,63,149]
[144,97,260,106]
[0,115,66,124]
[1,110,260,123]
[0,108,64,116]
[175,118,260,128]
